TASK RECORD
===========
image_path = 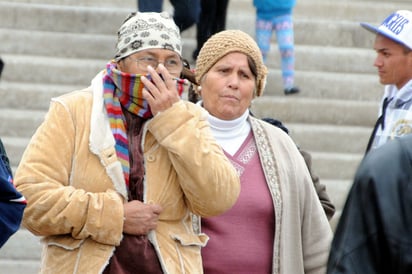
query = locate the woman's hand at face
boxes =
[123,200,163,235]
[141,64,181,116]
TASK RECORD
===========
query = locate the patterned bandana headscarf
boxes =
[103,61,151,186]
[115,11,182,61]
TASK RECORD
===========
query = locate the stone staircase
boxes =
[1,0,412,272]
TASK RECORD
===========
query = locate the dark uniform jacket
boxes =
[327,134,412,274]
[0,139,26,248]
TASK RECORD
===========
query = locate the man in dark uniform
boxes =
[328,134,412,273]
[0,57,27,248]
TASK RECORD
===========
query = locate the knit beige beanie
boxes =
[195,30,267,97]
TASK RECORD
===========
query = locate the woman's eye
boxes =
[167,59,179,65]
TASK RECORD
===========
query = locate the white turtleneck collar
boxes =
[198,100,251,155]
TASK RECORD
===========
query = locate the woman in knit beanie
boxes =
[195,29,267,98]
[195,29,332,274]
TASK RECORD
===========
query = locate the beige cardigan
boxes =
[15,72,240,274]
[249,116,332,274]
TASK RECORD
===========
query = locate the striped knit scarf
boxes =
[102,61,152,186]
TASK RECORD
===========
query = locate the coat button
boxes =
[147,155,155,162]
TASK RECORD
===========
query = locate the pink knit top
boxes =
[201,132,275,273]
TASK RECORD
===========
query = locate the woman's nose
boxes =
[227,73,240,88]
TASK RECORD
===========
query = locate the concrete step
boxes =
[1,54,105,86]
[0,28,116,60]
[0,28,194,63]
[5,0,412,15]
[287,123,371,154]
[1,137,31,168]
[0,109,45,138]
[0,2,131,35]
[1,96,377,135]
[3,143,364,184]
[0,102,370,182]
[0,27,379,74]
[295,1,412,22]
[2,134,365,181]
[226,0,412,25]
[0,122,367,183]
[189,17,376,49]
[1,0,135,7]
[0,110,368,179]
[293,46,376,74]
[0,229,42,260]
[250,96,378,127]
[311,151,362,180]
[2,1,411,49]
[0,69,382,109]
[3,147,363,183]
[0,56,383,111]
[0,228,41,274]
[264,70,382,100]
[295,20,374,49]
[0,260,40,274]
[0,46,382,97]
[0,82,80,110]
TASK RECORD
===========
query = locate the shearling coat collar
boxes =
[89,71,128,200]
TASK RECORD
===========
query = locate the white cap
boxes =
[361,10,412,50]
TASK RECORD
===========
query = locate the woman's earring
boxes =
[197,86,202,97]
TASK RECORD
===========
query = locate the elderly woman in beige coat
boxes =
[14,12,240,274]
[194,30,332,274]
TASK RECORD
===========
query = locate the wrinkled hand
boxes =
[123,200,163,235]
[141,64,180,116]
